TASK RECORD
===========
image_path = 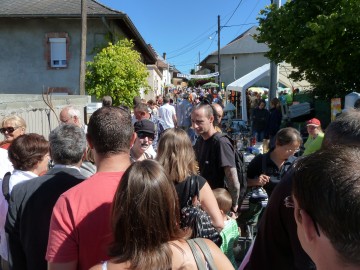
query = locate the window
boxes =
[45,33,69,69]
[49,38,67,67]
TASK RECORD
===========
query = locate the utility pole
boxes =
[269,0,281,100]
[79,0,87,95]
[217,15,221,92]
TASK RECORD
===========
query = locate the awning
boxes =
[226,63,270,121]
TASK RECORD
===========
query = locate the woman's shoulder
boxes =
[193,174,206,183]
[177,174,206,190]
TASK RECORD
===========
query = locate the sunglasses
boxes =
[137,132,154,140]
[0,126,20,134]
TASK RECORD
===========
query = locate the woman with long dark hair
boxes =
[90,160,234,270]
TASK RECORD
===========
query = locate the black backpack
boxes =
[2,172,11,202]
[213,133,248,206]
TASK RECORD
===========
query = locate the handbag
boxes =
[187,238,218,270]
[180,176,222,247]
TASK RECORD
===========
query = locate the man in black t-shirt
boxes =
[192,103,240,211]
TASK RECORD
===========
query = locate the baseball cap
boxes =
[134,120,155,134]
[306,118,321,127]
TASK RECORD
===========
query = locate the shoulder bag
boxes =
[187,238,218,270]
[180,175,222,247]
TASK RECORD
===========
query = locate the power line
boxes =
[222,22,258,28]
[201,33,217,56]
[167,0,249,70]
[221,0,244,29]
[165,6,238,57]
[167,35,214,60]
[166,28,217,56]
[234,0,261,37]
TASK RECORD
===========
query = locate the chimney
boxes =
[163,52,166,60]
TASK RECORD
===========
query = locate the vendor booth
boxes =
[226,64,270,122]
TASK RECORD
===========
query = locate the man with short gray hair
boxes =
[59,105,87,133]
[5,124,87,270]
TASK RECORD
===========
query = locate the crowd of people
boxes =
[0,90,359,270]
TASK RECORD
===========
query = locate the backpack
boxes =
[213,133,248,206]
[2,172,11,202]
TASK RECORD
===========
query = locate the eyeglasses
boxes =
[284,196,321,237]
[137,132,154,140]
[0,126,20,134]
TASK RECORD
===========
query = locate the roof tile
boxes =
[0,0,124,17]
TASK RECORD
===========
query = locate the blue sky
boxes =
[99,0,286,74]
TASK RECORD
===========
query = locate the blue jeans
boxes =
[253,130,265,143]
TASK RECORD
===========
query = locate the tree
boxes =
[86,39,150,106]
[256,0,360,98]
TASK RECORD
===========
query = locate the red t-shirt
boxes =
[0,142,10,150]
[46,171,124,270]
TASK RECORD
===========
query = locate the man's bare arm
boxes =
[172,113,178,127]
[224,166,240,210]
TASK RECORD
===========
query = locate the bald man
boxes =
[212,103,224,133]
[59,105,87,133]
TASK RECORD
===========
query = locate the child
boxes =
[213,188,240,268]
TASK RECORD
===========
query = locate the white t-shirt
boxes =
[0,148,13,180]
[158,103,176,129]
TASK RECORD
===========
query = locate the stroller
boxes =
[234,186,268,265]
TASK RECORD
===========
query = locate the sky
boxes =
[99,0,286,74]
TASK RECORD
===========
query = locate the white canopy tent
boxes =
[226,63,270,121]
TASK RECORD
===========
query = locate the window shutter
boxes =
[49,38,67,67]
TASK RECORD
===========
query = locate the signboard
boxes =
[177,72,219,79]
[331,98,341,121]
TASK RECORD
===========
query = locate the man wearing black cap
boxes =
[130,120,156,162]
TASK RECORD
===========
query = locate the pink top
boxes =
[46,172,124,270]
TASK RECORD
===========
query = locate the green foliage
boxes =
[86,39,150,106]
[256,0,360,99]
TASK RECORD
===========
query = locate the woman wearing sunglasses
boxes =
[0,115,26,149]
